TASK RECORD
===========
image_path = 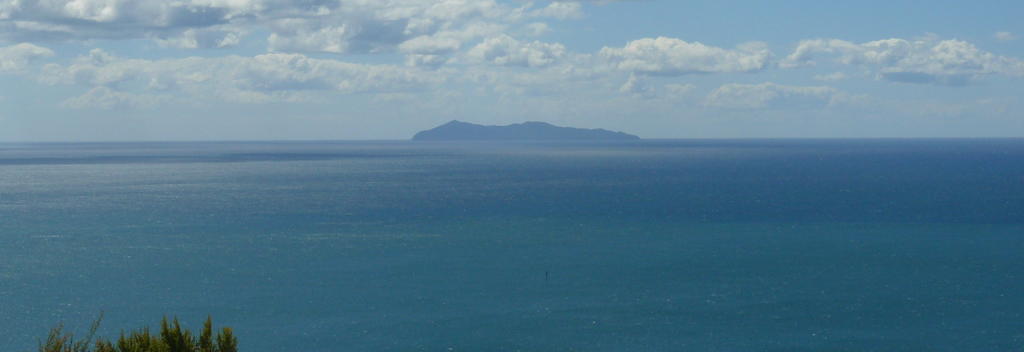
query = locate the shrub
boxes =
[38,315,237,352]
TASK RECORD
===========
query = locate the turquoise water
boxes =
[2,140,1023,351]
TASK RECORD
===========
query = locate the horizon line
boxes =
[3,136,1024,144]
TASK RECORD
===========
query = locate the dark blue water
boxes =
[2,140,1023,351]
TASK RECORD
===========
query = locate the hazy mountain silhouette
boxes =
[412,121,640,141]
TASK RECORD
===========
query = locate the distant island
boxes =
[412,121,640,141]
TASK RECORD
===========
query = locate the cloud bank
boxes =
[782,37,1024,85]
[600,37,771,76]
[0,0,580,57]
[38,48,442,107]
[705,82,842,109]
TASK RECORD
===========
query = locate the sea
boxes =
[2,139,1023,351]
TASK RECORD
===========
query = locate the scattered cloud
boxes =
[156,27,243,49]
[466,34,568,68]
[618,73,651,97]
[61,86,171,109]
[0,0,562,56]
[40,49,442,108]
[994,31,1015,41]
[399,35,463,55]
[813,71,847,81]
[0,0,245,41]
[529,2,583,20]
[0,42,54,73]
[525,22,551,36]
[614,75,695,101]
[781,37,1024,86]
[599,37,772,76]
[705,82,842,109]
[266,22,355,54]
[397,32,465,68]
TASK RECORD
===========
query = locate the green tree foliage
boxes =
[198,318,213,352]
[37,315,237,352]
[215,328,237,352]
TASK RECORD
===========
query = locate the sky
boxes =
[1,0,1022,141]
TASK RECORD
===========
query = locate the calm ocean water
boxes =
[2,139,1024,351]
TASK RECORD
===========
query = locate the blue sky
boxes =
[1,0,1022,141]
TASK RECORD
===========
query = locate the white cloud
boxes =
[467,34,567,68]
[404,54,450,68]
[599,37,772,76]
[256,0,536,56]
[525,22,550,36]
[399,21,509,67]
[0,0,554,56]
[55,0,124,22]
[267,22,354,53]
[0,0,244,41]
[782,37,1024,85]
[529,2,583,20]
[399,35,462,55]
[41,49,442,108]
[995,31,1015,41]
[461,60,606,99]
[813,71,847,81]
[61,86,170,109]
[705,82,841,109]
[618,73,651,97]
[0,42,54,72]
[156,27,244,49]
[616,75,695,101]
